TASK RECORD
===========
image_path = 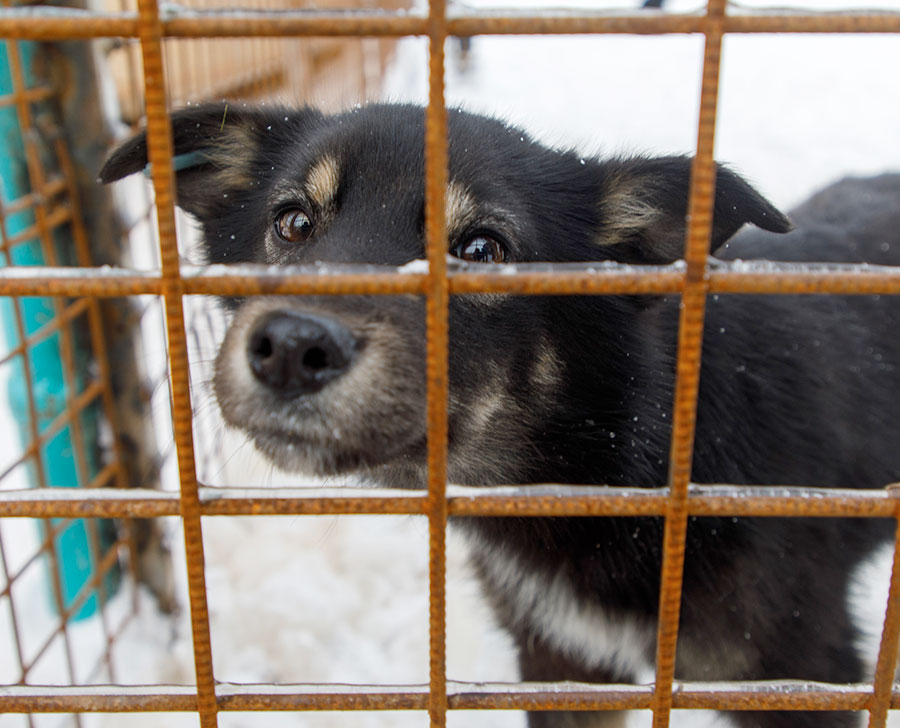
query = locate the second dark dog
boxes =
[101,103,900,728]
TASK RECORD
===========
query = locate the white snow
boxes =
[2,2,900,727]
[398,259,430,274]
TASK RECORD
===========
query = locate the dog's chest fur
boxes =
[467,530,657,680]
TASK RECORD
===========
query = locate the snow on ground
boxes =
[2,1,900,727]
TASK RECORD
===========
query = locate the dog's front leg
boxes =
[518,632,632,728]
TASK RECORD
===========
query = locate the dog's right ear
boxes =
[595,156,792,263]
[99,102,322,220]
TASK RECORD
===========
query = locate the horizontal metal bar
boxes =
[4,261,900,298]
[450,10,900,36]
[2,7,899,39]
[448,262,686,295]
[447,11,703,36]
[707,260,900,295]
[0,487,180,518]
[450,484,900,518]
[0,485,896,519]
[164,12,428,38]
[0,9,138,39]
[723,11,900,35]
[181,264,429,296]
[0,680,894,714]
[0,267,162,297]
[0,685,197,713]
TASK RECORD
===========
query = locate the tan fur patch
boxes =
[446,181,478,237]
[597,173,661,246]
[210,125,259,189]
[530,338,562,390]
[306,156,340,209]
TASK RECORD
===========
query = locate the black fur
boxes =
[102,103,900,728]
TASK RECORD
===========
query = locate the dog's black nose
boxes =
[247,311,356,395]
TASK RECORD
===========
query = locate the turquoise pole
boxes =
[0,40,113,620]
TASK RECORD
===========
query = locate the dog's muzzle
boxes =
[246,310,357,396]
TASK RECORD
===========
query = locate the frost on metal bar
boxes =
[2,5,900,40]
[157,2,424,20]
[0,6,132,20]
[0,266,161,297]
[4,260,900,298]
[0,484,896,519]
[0,680,896,714]
[707,258,900,294]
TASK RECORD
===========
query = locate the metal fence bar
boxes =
[7,261,900,298]
[2,679,900,713]
[652,1,725,724]
[132,0,217,724]
[4,8,900,40]
[2,485,900,519]
[425,0,449,722]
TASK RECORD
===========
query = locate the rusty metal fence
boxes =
[0,20,139,720]
[2,1,900,727]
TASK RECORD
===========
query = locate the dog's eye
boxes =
[452,235,508,264]
[274,208,314,243]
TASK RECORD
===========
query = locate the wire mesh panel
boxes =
[0,1,900,728]
[0,21,141,728]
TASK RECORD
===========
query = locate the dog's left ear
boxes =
[99,102,323,221]
[596,156,792,263]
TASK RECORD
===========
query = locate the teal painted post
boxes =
[0,39,112,620]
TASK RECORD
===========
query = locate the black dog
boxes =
[101,103,900,728]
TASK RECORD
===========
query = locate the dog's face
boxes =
[101,102,789,487]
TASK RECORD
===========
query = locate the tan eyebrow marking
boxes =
[305,155,340,208]
[446,181,478,237]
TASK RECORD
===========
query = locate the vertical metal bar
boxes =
[425,0,448,724]
[651,1,725,726]
[133,0,218,724]
[866,494,900,728]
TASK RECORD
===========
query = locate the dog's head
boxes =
[101,102,790,486]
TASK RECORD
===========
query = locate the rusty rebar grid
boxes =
[132,0,218,724]
[0,0,898,725]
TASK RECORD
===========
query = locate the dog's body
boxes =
[102,104,900,728]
